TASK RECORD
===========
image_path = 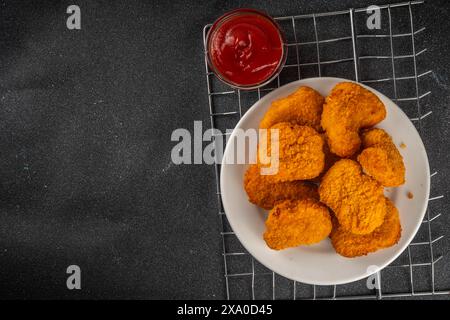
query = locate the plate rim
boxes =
[220,77,430,286]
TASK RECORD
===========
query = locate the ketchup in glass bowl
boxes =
[206,9,286,90]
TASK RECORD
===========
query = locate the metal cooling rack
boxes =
[203,0,449,299]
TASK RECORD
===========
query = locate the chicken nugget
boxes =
[321,82,386,157]
[258,122,325,181]
[244,164,319,210]
[264,199,332,250]
[319,159,386,235]
[331,198,401,257]
[357,128,405,187]
[260,86,324,131]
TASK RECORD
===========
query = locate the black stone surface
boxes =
[0,0,448,299]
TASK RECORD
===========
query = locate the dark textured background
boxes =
[0,0,448,299]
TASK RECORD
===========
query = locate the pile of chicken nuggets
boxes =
[244,83,406,257]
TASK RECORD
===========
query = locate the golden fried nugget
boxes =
[260,86,324,131]
[244,164,319,210]
[331,198,401,257]
[319,159,386,235]
[258,122,325,181]
[264,199,332,250]
[357,128,405,187]
[321,82,386,157]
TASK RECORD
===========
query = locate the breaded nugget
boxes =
[264,199,332,250]
[331,198,401,257]
[244,164,319,210]
[258,122,325,181]
[357,128,405,187]
[319,159,386,235]
[321,82,386,157]
[260,86,324,132]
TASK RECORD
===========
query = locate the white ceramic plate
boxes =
[220,77,430,285]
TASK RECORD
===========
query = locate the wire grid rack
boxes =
[203,0,448,299]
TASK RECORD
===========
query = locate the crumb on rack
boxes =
[407,191,414,199]
[400,142,406,149]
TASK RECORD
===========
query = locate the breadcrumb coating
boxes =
[244,164,319,210]
[258,122,325,181]
[357,128,405,187]
[264,199,332,250]
[260,86,324,131]
[331,198,401,257]
[319,159,386,235]
[321,82,386,157]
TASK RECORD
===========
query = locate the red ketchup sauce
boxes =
[207,9,285,88]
